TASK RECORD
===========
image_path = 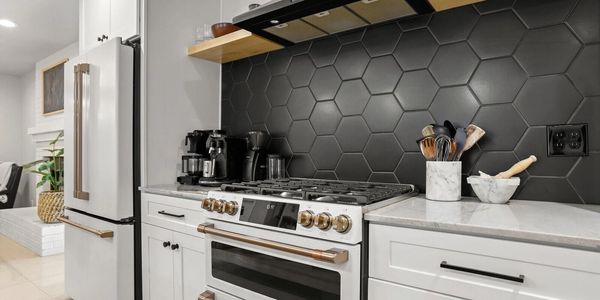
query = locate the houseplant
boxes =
[24,131,64,223]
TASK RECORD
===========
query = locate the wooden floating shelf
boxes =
[187,29,284,64]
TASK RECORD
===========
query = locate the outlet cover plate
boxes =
[547,124,588,157]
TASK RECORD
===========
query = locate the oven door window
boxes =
[212,242,341,300]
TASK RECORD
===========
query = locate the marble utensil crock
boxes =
[426,161,462,201]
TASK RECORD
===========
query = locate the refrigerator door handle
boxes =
[73,63,90,200]
[58,216,114,238]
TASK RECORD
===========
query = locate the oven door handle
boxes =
[197,223,348,264]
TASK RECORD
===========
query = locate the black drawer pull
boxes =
[440,261,525,283]
[158,210,185,218]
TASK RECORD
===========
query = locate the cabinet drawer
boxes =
[142,193,206,235]
[369,278,460,300]
[369,224,600,300]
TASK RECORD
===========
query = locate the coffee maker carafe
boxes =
[178,130,211,185]
[243,131,270,181]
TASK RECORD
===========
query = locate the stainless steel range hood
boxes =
[233,0,434,45]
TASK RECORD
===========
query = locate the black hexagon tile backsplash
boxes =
[221,0,600,203]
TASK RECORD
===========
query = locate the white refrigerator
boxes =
[63,37,137,300]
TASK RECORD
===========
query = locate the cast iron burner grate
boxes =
[220,178,414,205]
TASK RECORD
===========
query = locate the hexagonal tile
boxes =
[470,57,527,104]
[430,86,479,128]
[394,70,438,111]
[287,120,316,153]
[363,56,402,94]
[513,0,576,28]
[247,93,271,124]
[287,55,315,88]
[230,110,252,136]
[514,25,581,76]
[288,87,316,120]
[429,6,479,44]
[220,100,235,129]
[363,94,403,133]
[335,116,371,152]
[288,154,316,178]
[309,66,342,101]
[309,36,341,67]
[310,101,342,135]
[335,80,371,116]
[468,11,526,59]
[397,14,431,31]
[310,136,342,170]
[222,71,234,99]
[337,28,365,45]
[336,154,371,181]
[315,171,338,180]
[393,29,438,71]
[288,41,311,56]
[247,64,271,93]
[570,97,600,151]
[230,82,251,110]
[364,134,404,172]
[472,104,528,151]
[429,42,479,86]
[231,59,252,82]
[265,49,291,75]
[460,144,482,174]
[471,151,528,181]
[515,75,583,125]
[369,173,399,183]
[518,177,581,203]
[515,127,579,176]
[266,75,292,107]
[567,44,600,97]
[567,0,600,44]
[250,53,268,65]
[266,106,292,137]
[394,111,435,152]
[268,138,293,159]
[569,154,600,204]
[474,0,515,14]
[334,43,370,80]
[362,23,402,57]
[394,153,426,191]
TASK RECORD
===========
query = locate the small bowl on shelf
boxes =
[467,176,520,204]
[211,22,240,38]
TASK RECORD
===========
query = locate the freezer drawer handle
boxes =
[197,223,348,264]
[440,261,525,283]
[158,210,185,218]
[58,216,114,238]
[73,63,90,201]
[198,290,214,300]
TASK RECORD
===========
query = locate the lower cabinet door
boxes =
[142,223,175,300]
[369,278,461,300]
[173,232,206,300]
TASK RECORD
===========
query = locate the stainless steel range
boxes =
[197,178,417,300]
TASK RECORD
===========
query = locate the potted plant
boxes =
[24,131,64,223]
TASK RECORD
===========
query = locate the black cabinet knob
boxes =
[163,241,171,248]
[97,36,103,42]
[102,34,108,40]
[171,243,179,250]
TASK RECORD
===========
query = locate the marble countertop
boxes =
[365,195,600,252]
[140,184,218,201]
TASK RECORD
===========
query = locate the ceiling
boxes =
[0,0,78,76]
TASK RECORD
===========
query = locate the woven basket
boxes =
[37,191,64,223]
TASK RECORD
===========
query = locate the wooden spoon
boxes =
[417,136,436,161]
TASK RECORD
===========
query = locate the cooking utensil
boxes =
[444,120,457,138]
[435,135,451,161]
[421,125,435,137]
[211,22,240,37]
[453,128,467,160]
[448,140,458,161]
[494,155,537,179]
[463,124,486,151]
[417,136,436,161]
[431,124,451,137]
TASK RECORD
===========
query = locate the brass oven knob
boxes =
[224,201,239,215]
[201,198,214,211]
[298,210,314,227]
[333,215,352,233]
[314,213,332,230]
[211,200,226,213]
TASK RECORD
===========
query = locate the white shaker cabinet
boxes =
[143,224,176,300]
[79,0,139,53]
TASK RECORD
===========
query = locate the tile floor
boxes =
[0,234,69,300]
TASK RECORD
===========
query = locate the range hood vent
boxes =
[233,0,435,45]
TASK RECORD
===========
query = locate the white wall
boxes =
[144,0,221,185]
[18,71,36,207]
[0,74,23,163]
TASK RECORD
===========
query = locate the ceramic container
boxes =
[426,161,461,201]
[467,176,520,204]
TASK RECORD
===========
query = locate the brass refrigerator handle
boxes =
[58,216,114,238]
[197,223,349,264]
[198,290,215,300]
[73,63,90,200]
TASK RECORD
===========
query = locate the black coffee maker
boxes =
[242,131,270,181]
[178,130,211,185]
[202,130,246,184]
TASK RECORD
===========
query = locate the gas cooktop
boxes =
[220,178,415,205]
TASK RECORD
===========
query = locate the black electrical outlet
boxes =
[547,124,588,157]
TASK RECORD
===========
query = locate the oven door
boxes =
[201,220,361,300]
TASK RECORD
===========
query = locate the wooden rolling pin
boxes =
[495,155,537,179]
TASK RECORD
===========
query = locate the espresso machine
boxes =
[242,131,270,181]
[177,130,211,185]
[200,130,245,185]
